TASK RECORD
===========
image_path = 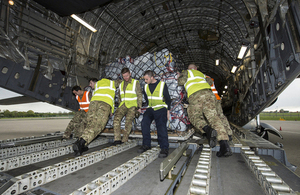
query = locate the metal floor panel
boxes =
[209,152,264,195]
[41,146,141,194]
[112,149,176,195]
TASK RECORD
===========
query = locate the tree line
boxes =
[0,110,74,118]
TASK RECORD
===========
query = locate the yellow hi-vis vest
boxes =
[145,81,168,111]
[184,70,211,98]
[119,79,138,108]
[91,79,116,113]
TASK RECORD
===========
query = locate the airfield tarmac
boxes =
[0,118,299,176]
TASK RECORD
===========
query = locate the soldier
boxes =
[112,68,143,145]
[178,63,232,157]
[138,70,171,158]
[88,78,98,90]
[63,86,91,139]
[73,77,116,156]
[206,75,233,141]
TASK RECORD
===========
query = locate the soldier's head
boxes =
[121,68,131,82]
[144,70,155,84]
[88,78,98,89]
[72,85,83,96]
[188,63,197,70]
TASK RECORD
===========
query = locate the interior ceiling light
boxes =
[71,14,97,32]
[231,66,238,73]
[8,0,14,5]
[237,45,248,59]
[224,85,228,89]
[223,91,226,94]
[215,59,219,66]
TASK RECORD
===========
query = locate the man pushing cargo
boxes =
[73,77,116,156]
[178,63,232,157]
[63,86,92,139]
[112,68,143,145]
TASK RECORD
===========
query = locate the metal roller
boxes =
[99,176,110,184]
[189,186,207,194]
[265,176,283,184]
[195,168,209,174]
[271,183,291,192]
[197,164,209,169]
[192,179,207,187]
[194,173,208,180]
[198,161,209,165]
[261,171,276,177]
[87,182,99,190]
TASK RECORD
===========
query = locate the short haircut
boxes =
[144,70,154,78]
[72,85,81,92]
[88,78,98,83]
[121,67,130,74]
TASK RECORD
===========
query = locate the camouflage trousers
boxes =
[187,89,229,141]
[216,100,233,136]
[63,110,86,138]
[81,101,111,144]
[113,104,136,142]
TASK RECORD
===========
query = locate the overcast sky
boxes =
[0,79,299,113]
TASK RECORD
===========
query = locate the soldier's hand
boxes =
[137,108,142,113]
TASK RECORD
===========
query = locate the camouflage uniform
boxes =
[63,110,86,138]
[81,101,111,144]
[178,70,229,141]
[206,76,233,136]
[216,99,232,136]
[63,91,92,138]
[113,78,142,142]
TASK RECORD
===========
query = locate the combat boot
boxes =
[137,145,151,153]
[111,140,123,146]
[202,125,217,148]
[216,140,232,157]
[73,138,89,156]
[159,148,169,158]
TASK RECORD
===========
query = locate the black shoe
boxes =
[159,148,169,158]
[203,125,217,148]
[137,145,151,153]
[111,140,123,146]
[216,140,232,157]
[73,138,89,156]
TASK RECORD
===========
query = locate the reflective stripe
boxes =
[184,70,211,98]
[144,82,165,98]
[95,81,115,91]
[76,91,90,112]
[148,97,163,100]
[159,81,164,97]
[121,97,138,101]
[93,93,114,101]
[152,104,168,108]
[120,79,137,95]
[185,81,207,90]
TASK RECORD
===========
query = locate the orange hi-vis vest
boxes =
[76,91,90,112]
[207,76,221,100]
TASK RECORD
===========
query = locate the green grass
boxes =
[260,112,300,121]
